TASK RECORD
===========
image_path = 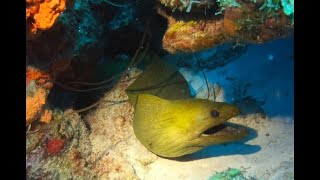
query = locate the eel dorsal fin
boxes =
[126,53,191,105]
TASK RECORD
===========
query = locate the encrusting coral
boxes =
[26,67,55,127]
[39,109,53,124]
[26,67,53,89]
[157,0,293,53]
[162,17,227,54]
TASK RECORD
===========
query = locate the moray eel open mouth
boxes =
[201,122,246,137]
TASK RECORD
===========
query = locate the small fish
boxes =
[126,53,247,157]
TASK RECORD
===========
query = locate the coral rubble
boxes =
[26,110,93,179]
[26,71,158,179]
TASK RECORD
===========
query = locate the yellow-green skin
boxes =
[133,94,248,158]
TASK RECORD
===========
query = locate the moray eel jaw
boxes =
[198,122,248,144]
[193,104,248,147]
[202,121,245,135]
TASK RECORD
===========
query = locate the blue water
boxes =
[204,36,294,120]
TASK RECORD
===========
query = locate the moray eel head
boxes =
[188,99,247,147]
[133,94,248,158]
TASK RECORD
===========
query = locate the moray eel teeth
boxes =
[192,118,248,150]
[193,105,248,148]
[201,122,247,137]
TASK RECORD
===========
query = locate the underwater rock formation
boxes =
[26,67,53,89]
[159,0,215,12]
[25,0,137,132]
[26,67,53,126]
[39,109,53,124]
[26,70,158,179]
[26,0,111,127]
[26,88,48,126]
[26,110,93,179]
[157,0,294,53]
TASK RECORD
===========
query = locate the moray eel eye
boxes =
[210,110,220,117]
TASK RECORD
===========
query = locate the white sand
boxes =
[145,115,293,180]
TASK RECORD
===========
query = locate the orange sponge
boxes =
[39,109,53,124]
[26,89,47,126]
[26,67,52,89]
[26,0,66,33]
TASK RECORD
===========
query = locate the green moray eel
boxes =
[132,94,247,157]
[126,54,248,157]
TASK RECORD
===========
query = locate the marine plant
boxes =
[208,168,256,180]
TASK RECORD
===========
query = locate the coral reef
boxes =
[26,88,48,126]
[159,0,184,11]
[63,0,103,55]
[26,67,53,89]
[26,0,67,38]
[26,110,93,179]
[157,0,293,53]
[25,0,134,129]
[47,138,66,155]
[26,66,54,126]
[39,109,53,124]
[161,18,227,53]
[26,71,158,179]
[159,0,215,13]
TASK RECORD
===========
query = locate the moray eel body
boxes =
[132,94,247,157]
[126,54,248,157]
